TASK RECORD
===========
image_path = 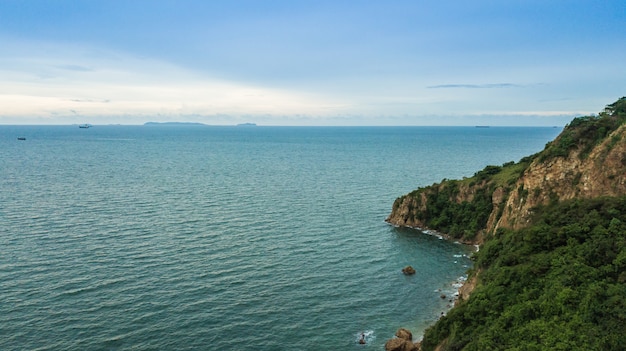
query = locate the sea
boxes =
[0,125,562,350]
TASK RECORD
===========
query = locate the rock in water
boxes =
[402,266,416,275]
[385,328,419,351]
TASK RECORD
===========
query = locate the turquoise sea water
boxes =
[1,125,561,350]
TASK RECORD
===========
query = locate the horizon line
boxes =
[0,123,566,128]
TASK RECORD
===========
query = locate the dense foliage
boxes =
[541,97,626,161]
[403,158,532,240]
[394,98,626,350]
[416,180,493,240]
[421,197,626,351]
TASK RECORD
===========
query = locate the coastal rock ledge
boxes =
[385,328,420,351]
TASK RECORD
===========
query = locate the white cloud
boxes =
[0,39,345,124]
[0,35,614,126]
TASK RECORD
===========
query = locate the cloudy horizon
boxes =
[1,1,624,126]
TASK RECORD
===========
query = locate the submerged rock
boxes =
[402,266,416,275]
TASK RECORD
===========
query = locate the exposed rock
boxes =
[495,123,626,232]
[385,338,419,351]
[456,272,479,304]
[402,265,416,275]
[395,327,413,340]
[385,328,420,351]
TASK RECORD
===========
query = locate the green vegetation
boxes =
[476,158,534,188]
[418,180,493,240]
[399,157,533,240]
[541,97,626,161]
[393,98,626,242]
[421,197,626,351]
[393,98,626,350]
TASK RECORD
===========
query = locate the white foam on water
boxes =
[355,330,375,345]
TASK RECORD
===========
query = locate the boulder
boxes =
[384,338,419,351]
[385,328,419,351]
[402,266,416,275]
[395,327,413,340]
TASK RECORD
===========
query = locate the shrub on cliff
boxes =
[425,183,493,240]
[541,97,626,161]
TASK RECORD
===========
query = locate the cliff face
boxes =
[388,98,626,351]
[496,123,626,231]
[387,180,495,243]
[386,98,626,243]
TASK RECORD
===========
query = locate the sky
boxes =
[0,0,624,126]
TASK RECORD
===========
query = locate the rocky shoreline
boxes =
[386,221,481,248]
[383,99,626,349]
[384,226,478,351]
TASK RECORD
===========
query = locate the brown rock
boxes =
[395,327,413,340]
[385,338,418,351]
[385,328,419,351]
[402,266,416,275]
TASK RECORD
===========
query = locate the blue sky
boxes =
[0,0,624,125]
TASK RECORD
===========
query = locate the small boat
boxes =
[17,137,26,140]
[79,124,91,128]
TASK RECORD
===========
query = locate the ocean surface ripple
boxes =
[1,125,561,350]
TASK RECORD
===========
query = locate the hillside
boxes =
[387,97,626,242]
[386,97,626,350]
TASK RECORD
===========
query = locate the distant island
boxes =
[143,122,258,127]
[144,122,206,126]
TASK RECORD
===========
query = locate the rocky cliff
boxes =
[386,97,626,351]
[386,97,626,243]
[496,121,626,231]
